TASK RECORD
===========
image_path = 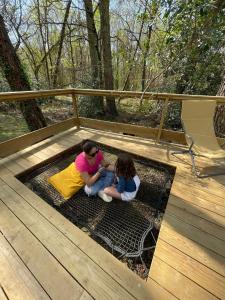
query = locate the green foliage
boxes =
[1,0,224,130]
[162,0,225,95]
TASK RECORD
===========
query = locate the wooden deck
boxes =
[0,126,224,300]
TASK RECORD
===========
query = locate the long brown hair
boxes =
[115,153,136,179]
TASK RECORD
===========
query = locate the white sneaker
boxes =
[98,190,112,202]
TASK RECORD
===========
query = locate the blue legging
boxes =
[84,170,114,196]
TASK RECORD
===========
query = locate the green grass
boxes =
[0,113,29,142]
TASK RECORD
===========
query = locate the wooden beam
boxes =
[0,89,73,102]
[72,93,80,129]
[0,117,79,158]
[0,231,49,300]
[79,117,186,144]
[80,118,224,146]
[0,88,225,103]
[156,97,169,143]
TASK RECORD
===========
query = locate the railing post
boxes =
[156,97,169,143]
[72,92,80,129]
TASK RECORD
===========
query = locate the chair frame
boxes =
[172,133,200,176]
[172,121,225,177]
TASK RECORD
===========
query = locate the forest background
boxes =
[0,0,224,141]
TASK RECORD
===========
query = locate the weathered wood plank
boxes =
[0,200,84,300]
[79,291,93,300]
[0,232,50,300]
[154,240,225,299]
[0,180,136,300]
[171,178,225,207]
[158,218,225,277]
[0,88,225,102]
[149,257,217,300]
[171,184,225,216]
[0,287,8,300]
[175,170,225,199]
[162,213,225,258]
[169,195,225,229]
[1,127,224,300]
[166,203,225,241]
[79,117,187,144]
[0,175,176,300]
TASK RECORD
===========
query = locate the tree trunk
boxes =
[53,0,72,88]
[215,74,225,136]
[83,0,104,116]
[0,14,47,131]
[139,24,152,109]
[36,0,51,88]
[99,0,118,116]
[141,25,152,92]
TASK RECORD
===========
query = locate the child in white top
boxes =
[100,153,140,202]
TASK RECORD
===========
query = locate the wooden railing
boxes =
[0,88,225,158]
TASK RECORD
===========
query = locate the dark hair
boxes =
[115,153,136,179]
[81,139,97,154]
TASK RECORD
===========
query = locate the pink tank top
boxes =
[75,150,104,175]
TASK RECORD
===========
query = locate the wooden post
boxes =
[156,97,169,143]
[72,93,80,128]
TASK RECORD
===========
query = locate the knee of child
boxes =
[104,187,110,194]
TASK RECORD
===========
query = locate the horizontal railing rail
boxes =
[0,88,225,158]
[0,88,225,103]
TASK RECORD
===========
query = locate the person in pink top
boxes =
[75,140,114,198]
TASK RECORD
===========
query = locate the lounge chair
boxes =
[172,100,225,177]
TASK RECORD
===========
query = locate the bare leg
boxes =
[104,186,122,200]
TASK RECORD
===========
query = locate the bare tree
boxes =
[99,0,117,116]
[83,0,104,116]
[36,0,51,87]
[52,0,72,88]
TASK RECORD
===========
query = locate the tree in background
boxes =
[81,0,105,117]
[215,73,225,136]
[99,0,117,116]
[0,0,224,133]
[0,14,46,131]
[83,0,117,117]
[164,0,225,95]
[52,0,72,88]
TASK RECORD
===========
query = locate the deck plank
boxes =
[163,213,225,258]
[79,291,93,300]
[0,199,84,300]
[0,287,8,300]
[171,185,225,217]
[166,203,225,241]
[159,215,225,277]
[175,171,225,199]
[0,174,176,300]
[169,194,225,229]
[149,257,217,300]
[0,232,50,300]
[172,179,225,207]
[0,179,136,300]
[0,127,224,300]
[154,239,225,299]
